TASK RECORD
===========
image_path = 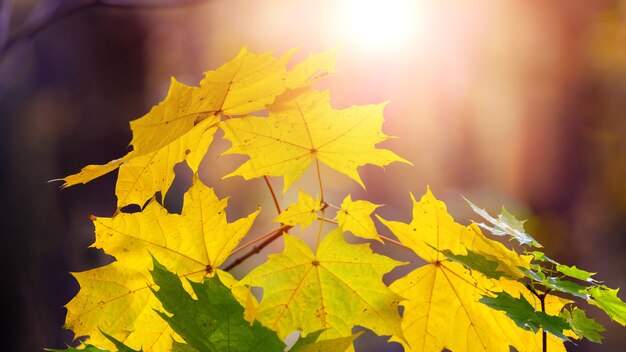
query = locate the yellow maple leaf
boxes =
[274,190,322,229]
[240,229,404,341]
[378,187,567,352]
[65,178,259,351]
[221,88,411,192]
[59,47,336,208]
[285,49,337,89]
[336,194,382,242]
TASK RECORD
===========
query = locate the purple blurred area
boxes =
[1,0,625,351]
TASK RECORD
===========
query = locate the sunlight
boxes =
[338,0,422,51]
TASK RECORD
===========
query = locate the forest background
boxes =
[1,0,625,351]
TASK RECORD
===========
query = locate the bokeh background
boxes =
[1,0,626,351]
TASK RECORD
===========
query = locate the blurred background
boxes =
[1,0,626,351]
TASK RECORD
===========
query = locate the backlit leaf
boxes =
[64,178,258,351]
[556,264,598,283]
[240,229,404,340]
[379,188,565,352]
[60,47,332,208]
[221,88,410,192]
[275,190,322,229]
[588,285,626,325]
[336,195,382,242]
[560,307,605,343]
[464,197,542,248]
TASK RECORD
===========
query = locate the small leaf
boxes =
[464,197,542,247]
[588,285,626,326]
[556,264,598,283]
[543,276,588,299]
[336,194,382,242]
[530,251,557,264]
[560,308,605,343]
[480,291,570,341]
[437,247,506,279]
[520,268,588,299]
[275,190,322,229]
[150,257,285,352]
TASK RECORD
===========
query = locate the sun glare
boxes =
[338,0,421,51]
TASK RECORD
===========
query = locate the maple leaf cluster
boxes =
[55,48,626,352]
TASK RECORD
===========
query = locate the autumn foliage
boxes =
[53,48,626,352]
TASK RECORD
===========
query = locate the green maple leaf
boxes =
[588,285,626,325]
[560,307,605,343]
[479,291,570,341]
[437,247,506,280]
[149,257,284,352]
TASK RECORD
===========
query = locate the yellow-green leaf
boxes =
[274,190,322,229]
[336,195,382,242]
[379,187,566,352]
[65,178,259,351]
[221,88,410,192]
[240,229,404,340]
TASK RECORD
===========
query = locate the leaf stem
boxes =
[223,225,292,272]
[314,158,324,202]
[263,176,282,214]
[229,224,291,256]
[314,208,326,251]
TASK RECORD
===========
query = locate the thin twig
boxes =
[263,176,282,214]
[223,225,292,271]
[314,158,324,202]
[315,208,326,251]
[229,224,291,256]
[379,235,412,250]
